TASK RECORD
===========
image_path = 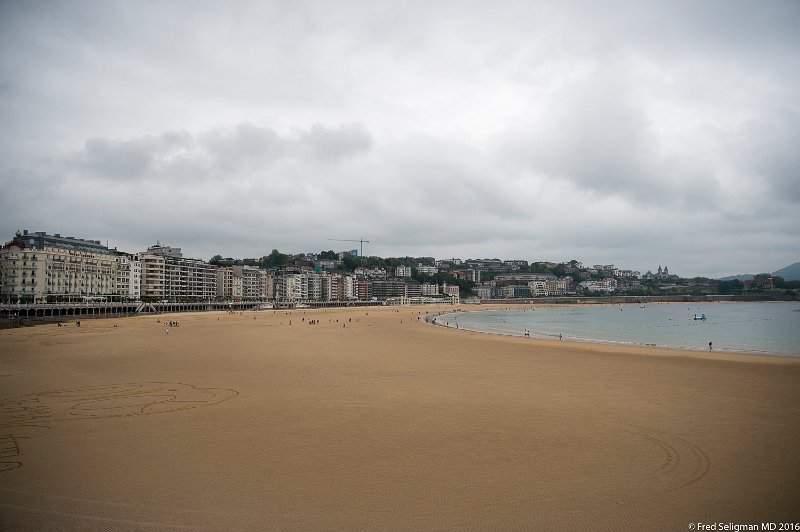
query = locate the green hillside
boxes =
[773,262,800,281]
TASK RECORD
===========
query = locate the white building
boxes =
[579,278,618,293]
[395,265,412,278]
[0,230,122,301]
[442,283,460,297]
[421,282,439,295]
[116,253,141,299]
[528,280,548,296]
[417,264,438,275]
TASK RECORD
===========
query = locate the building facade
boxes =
[0,231,119,301]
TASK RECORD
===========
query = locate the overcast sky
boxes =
[1,1,798,277]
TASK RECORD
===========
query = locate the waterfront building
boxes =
[0,230,119,302]
[216,268,241,300]
[579,278,617,293]
[307,273,323,301]
[474,286,492,299]
[275,274,302,301]
[341,274,356,300]
[139,253,166,300]
[354,279,371,300]
[529,280,548,296]
[421,282,439,296]
[273,272,330,301]
[145,243,217,301]
[233,266,269,300]
[146,242,182,258]
[442,283,460,297]
[115,253,141,299]
[162,256,217,300]
[372,279,407,300]
[406,280,422,298]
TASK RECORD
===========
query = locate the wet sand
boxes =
[1,305,799,530]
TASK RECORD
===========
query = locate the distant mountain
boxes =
[773,262,800,281]
[718,273,755,281]
[717,261,800,281]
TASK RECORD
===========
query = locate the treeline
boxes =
[210,250,430,271]
[718,275,800,294]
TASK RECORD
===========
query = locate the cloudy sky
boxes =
[1,1,798,277]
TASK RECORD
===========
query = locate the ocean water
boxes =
[440,302,800,356]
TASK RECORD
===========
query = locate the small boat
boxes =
[693,313,707,321]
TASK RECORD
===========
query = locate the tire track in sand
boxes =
[625,424,710,493]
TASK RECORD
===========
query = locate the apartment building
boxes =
[442,284,460,297]
[354,279,371,300]
[474,286,493,299]
[579,278,618,293]
[161,256,217,300]
[421,282,439,295]
[216,268,242,300]
[503,260,529,270]
[372,279,408,299]
[139,253,166,299]
[233,266,268,300]
[451,269,479,282]
[116,253,141,299]
[144,243,217,301]
[417,264,438,275]
[0,230,119,301]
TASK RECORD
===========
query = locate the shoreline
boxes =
[429,303,800,362]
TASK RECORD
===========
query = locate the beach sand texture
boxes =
[1,306,799,530]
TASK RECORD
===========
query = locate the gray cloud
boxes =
[1,1,798,277]
[70,122,372,184]
[731,110,800,203]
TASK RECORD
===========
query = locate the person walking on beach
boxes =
[709,341,713,351]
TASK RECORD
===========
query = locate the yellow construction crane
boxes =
[327,238,370,259]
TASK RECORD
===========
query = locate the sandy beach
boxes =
[1,305,798,530]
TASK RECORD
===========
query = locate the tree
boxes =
[209,255,234,267]
[718,279,743,295]
[319,250,338,260]
[261,249,288,269]
[341,254,358,271]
